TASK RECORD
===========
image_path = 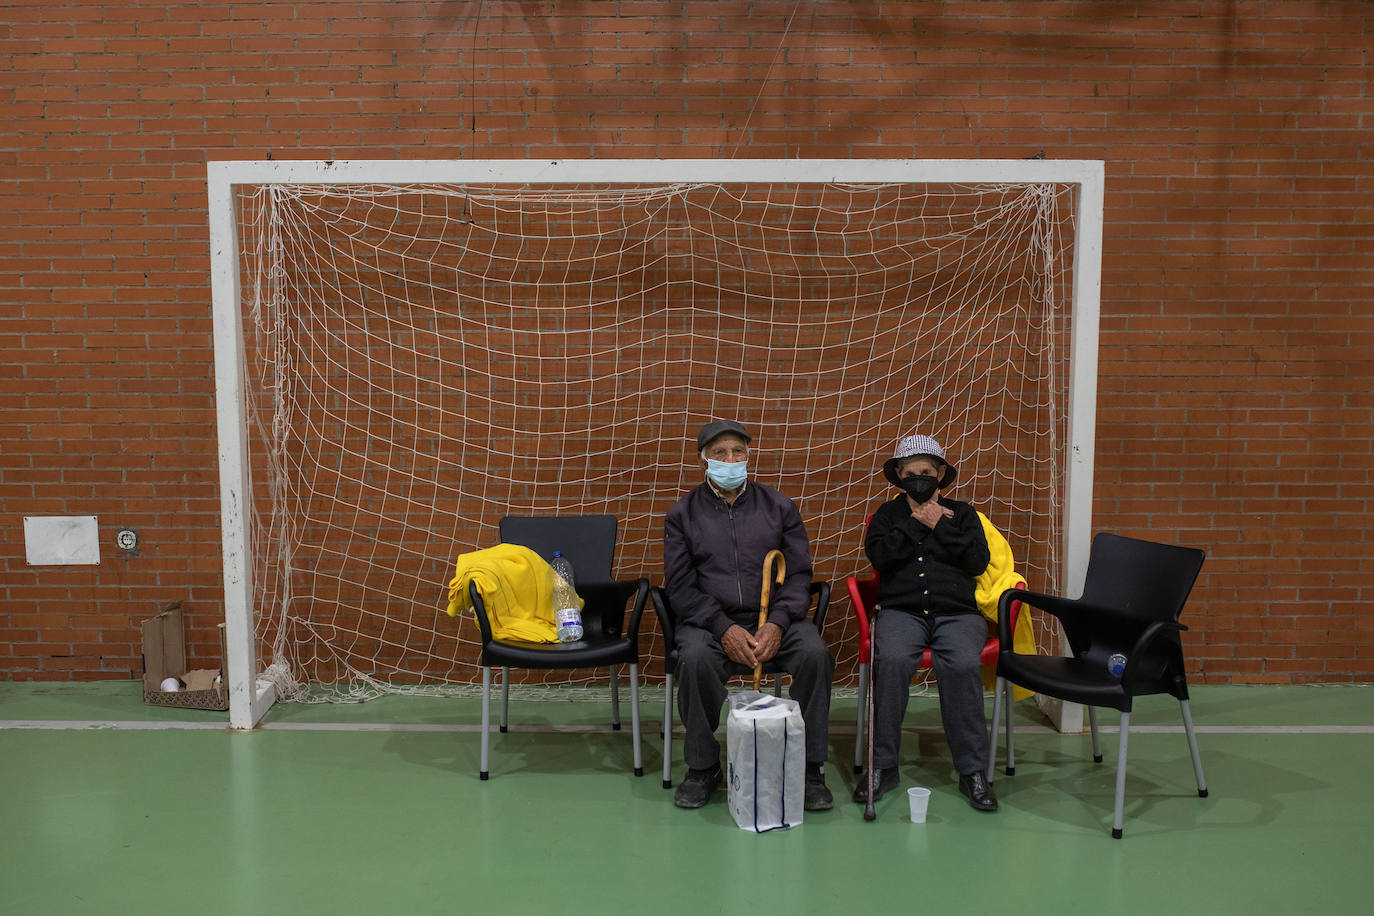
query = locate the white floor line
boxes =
[4,719,1374,734]
[0,720,229,731]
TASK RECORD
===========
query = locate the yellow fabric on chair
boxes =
[975,511,1036,700]
[445,544,581,643]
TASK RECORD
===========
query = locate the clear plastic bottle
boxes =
[550,551,583,642]
[1107,653,1127,678]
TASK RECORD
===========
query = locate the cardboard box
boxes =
[141,601,229,711]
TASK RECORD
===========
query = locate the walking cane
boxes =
[752,549,786,691]
[863,607,879,821]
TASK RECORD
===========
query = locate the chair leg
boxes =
[1003,675,1016,776]
[988,675,1004,781]
[662,671,674,789]
[499,666,510,733]
[610,664,622,731]
[1112,711,1130,839]
[854,661,868,774]
[480,666,491,780]
[773,674,783,697]
[1089,705,1102,762]
[1180,699,1208,797]
[629,663,643,777]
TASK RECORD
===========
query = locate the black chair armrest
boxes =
[997,588,1134,651]
[577,579,650,640]
[469,581,495,645]
[650,586,675,651]
[1120,620,1188,681]
[809,580,831,634]
[623,577,651,645]
[469,578,649,647]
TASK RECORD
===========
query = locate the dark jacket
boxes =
[664,480,813,640]
[864,494,990,618]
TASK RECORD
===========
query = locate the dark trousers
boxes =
[674,617,833,770]
[872,610,989,775]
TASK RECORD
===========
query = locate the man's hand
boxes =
[721,624,757,667]
[910,497,954,529]
[753,621,783,664]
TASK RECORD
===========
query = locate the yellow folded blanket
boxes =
[445,544,582,644]
[976,511,1036,700]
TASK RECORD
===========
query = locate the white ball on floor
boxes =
[160,677,181,692]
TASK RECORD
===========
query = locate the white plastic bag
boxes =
[726,690,806,832]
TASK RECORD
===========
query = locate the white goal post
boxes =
[207,159,1103,731]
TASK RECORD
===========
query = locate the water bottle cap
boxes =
[553,550,563,557]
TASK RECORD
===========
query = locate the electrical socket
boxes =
[115,528,139,555]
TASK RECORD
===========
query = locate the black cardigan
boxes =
[864,494,990,618]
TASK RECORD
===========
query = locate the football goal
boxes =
[207,159,1103,729]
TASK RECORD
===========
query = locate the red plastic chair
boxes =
[848,566,1024,780]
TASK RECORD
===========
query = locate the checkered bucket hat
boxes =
[882,434,958,489]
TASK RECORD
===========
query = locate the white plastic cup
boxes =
[907,786,931,823]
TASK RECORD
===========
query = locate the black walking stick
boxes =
[863,608,878,822]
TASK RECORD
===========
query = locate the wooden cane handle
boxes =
[753,549,787,690]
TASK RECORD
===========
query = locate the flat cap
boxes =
[696,419,751,451]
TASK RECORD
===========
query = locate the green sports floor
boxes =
[2,682,1370,916]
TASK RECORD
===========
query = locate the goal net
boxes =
[211,160,1100,714]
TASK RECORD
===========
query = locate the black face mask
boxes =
[898,475,939,504]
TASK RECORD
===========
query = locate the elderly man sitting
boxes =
[854,433,998,812]
[663,419,835,811]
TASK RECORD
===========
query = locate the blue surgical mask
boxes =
[706,459,748,491]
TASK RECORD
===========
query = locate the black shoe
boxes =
[958,771,999,812]
[804,768,834,811]
[673,763,723,809]
[851,766,899,804]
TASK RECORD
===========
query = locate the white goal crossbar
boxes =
[207,159,1103,730]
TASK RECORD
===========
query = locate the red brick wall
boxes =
[2,1,1370,684]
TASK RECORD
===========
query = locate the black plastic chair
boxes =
[650,581,830,789]
[469,515,650,780]
[993,532,1208,838]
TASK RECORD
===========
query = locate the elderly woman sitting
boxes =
[854,433,998,812]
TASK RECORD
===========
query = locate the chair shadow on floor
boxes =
[382,724,655,782]
[990,745,1327,836]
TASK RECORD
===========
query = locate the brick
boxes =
[0,0,1370,685]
